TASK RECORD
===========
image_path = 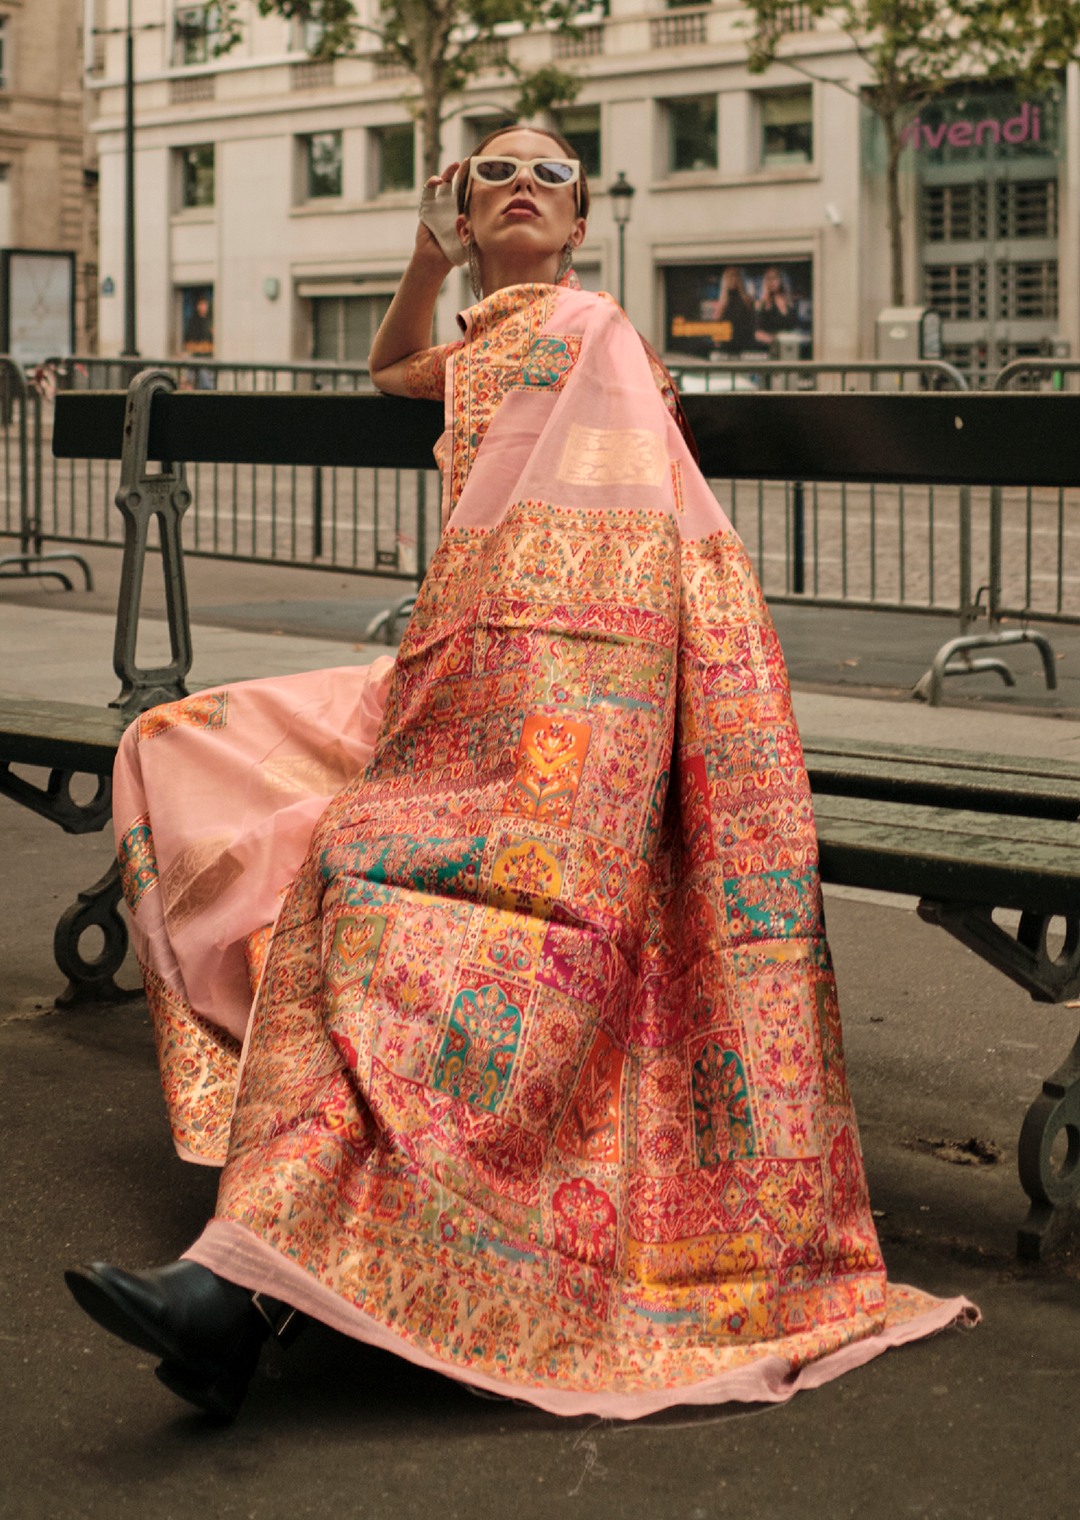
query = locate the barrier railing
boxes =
[911,357,1080,703]
[667,360,971,621]
[5,354,1078,702]
[27,355,430,603]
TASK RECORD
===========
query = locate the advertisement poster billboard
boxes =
[1,250,75,365]
[664,259,813,359]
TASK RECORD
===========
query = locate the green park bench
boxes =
[4,369,1080,1260]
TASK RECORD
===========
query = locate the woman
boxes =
[754,266,799,352]
[714,266,756,357]
[66,125,973,1423]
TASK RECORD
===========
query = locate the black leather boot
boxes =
[64,1260,303,1421]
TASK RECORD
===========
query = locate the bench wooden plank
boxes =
[803,737,1080,821]
[0,698,130,773]
[813,794,1080,914]
[52,389,1080,487]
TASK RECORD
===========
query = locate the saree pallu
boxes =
[117,282,974,1417]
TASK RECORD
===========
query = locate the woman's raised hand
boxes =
[415,162,462,265]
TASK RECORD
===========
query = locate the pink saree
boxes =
[113,279,975,1419]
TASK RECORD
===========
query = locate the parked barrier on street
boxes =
[28,354,430,589]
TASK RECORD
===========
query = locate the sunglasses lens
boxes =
[535,161,575,184]
[475,159,517,183]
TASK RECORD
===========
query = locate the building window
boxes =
[997,178,1057,239]
[311,294,392,363]
[373,125,414,194]
[464,115,513,152]
[0,16,9,90]
[178,144,214,208]
[666,96,717,173]
[178,284,214,357]
[760,88,813,168]
[664,260,813,360]
[173,5,219,67]
[552,105,600,177]
[305,131,343,198]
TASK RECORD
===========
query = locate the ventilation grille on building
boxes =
[997,259,1058,319]
[554,25,604,57]
[650,12,707,46]
[292,58,334,90]
[924,183,988,243]
[170,74,215,103]
[925,262,989,320]
[997,178,1057,239]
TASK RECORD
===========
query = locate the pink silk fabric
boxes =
[114,282,975,1416]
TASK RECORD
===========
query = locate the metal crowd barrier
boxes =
[4,354,1080,704]
[911,358,1080,705]
[25,354,430,597]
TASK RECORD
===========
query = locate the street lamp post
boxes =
[123,0,138,356]
[608,171,635,312]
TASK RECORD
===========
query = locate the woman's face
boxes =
[456,130,586,270]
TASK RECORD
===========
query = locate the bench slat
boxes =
[0,699,130,773]
[813,794,1080,914]
[804,740,1080,821]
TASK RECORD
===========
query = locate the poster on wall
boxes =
[664,260,813,360]
[0,250,75,365]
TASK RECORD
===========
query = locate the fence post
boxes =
[958,485,973,633]
[792,481,805,594]
[988,485,1002,627]
[312,467,323,559]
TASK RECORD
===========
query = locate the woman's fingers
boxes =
[424,163,460,190]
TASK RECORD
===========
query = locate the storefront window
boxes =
[760,89,812,168]
[311,294,392,363]
[664,261,813,359]
[666,96,717,173]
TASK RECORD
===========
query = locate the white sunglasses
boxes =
[469,155,581,188]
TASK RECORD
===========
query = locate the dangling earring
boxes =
[556,241,574,282]
[467,241,484,301]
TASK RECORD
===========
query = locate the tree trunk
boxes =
[421,72,443,181]
[885,114,905,307]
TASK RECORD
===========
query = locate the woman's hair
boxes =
[760,266,792,306]
[456,123,591,219]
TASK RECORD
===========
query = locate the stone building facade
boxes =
[88,0,1080,378]
[2,0,99,351]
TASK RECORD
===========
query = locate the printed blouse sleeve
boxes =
[401,342,463,401]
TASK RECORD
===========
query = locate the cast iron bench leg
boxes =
[1018,1030,1080,1260]
[53,857,140,1008]
[919,899,1080,1257]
